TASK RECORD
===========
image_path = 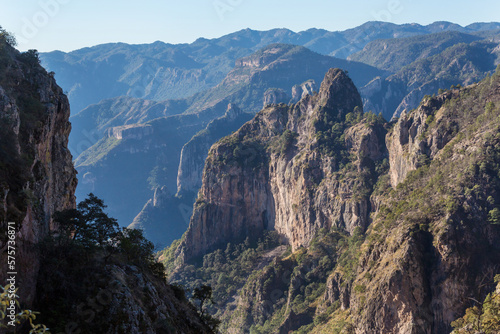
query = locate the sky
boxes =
[0,0,499,52]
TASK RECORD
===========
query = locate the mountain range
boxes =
[41,21,500,114]
[2,19,500,333]
[166,65,500,334]
[41,22,500,246]
[0,35,211,333]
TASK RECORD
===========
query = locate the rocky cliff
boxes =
[387,89,461,187]
[0,39,213,333]
[168,66,500,334]
[177,68,387,261]
[309,67,500,334]
[72,43,384,234]
[126,104,253,248]
[345,71,500,333]
[263,88,289,107]
[0,43,77,307]
[176,103,253,196]
[290,79,317,103]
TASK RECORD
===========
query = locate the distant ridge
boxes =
[40,21,500,113]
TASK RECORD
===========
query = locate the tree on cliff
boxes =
[0,26,16,47]
[451,275,500,333]
[54,192,120,250]
[53,193,165,277]
[192,284,220,331]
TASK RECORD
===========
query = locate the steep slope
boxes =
[72,44,385,230]
[361,39,500,119]
[166,67,500,333]
[176,68,387,261]
[129,104,254,247]
[348,31,483,73]
[0,33,213,333]
[0,39,77,307]
[40,21,499,114]
[337,66,500,334]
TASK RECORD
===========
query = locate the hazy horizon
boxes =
[1,0,500,52]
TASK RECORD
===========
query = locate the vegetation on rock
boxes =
[163,67,500,333]
[36,194,210,333]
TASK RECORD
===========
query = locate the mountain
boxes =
[164,66,500,333]
[0,32,212,333]
[0,39,77,308]
[73,105,225,230]
[40,21,500,114]
[68,24,500,257]
[69,43,385,157]
[72,31,500,247]
[361,36,500,119]
[72,44,385,230]
[348,31,483,72]
[68,31,500,157]
[129,104,254,247]
[176,68,383,260]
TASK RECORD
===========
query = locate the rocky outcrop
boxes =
[107,123,154,140]
[177,68,387,261]
[263,88,288,107]
[225,256,295,333]
[290,80,317,103]
[176,103,252,196]
[0,45,77,306]
[387,89,460,187]
[323,272,351,311]
[84,264,211,334]
[338,71,500,333]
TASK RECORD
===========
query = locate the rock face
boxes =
[263,88,289,107]
[170,67,500,334]
[290,79,317,103]
[341,72,500,333]
[387,90,460,187]
[176,103,252,196]
[177,68,387,261]
[0,45,77,306]
[107,123,154,140]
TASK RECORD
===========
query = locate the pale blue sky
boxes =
[0,0,499,52]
